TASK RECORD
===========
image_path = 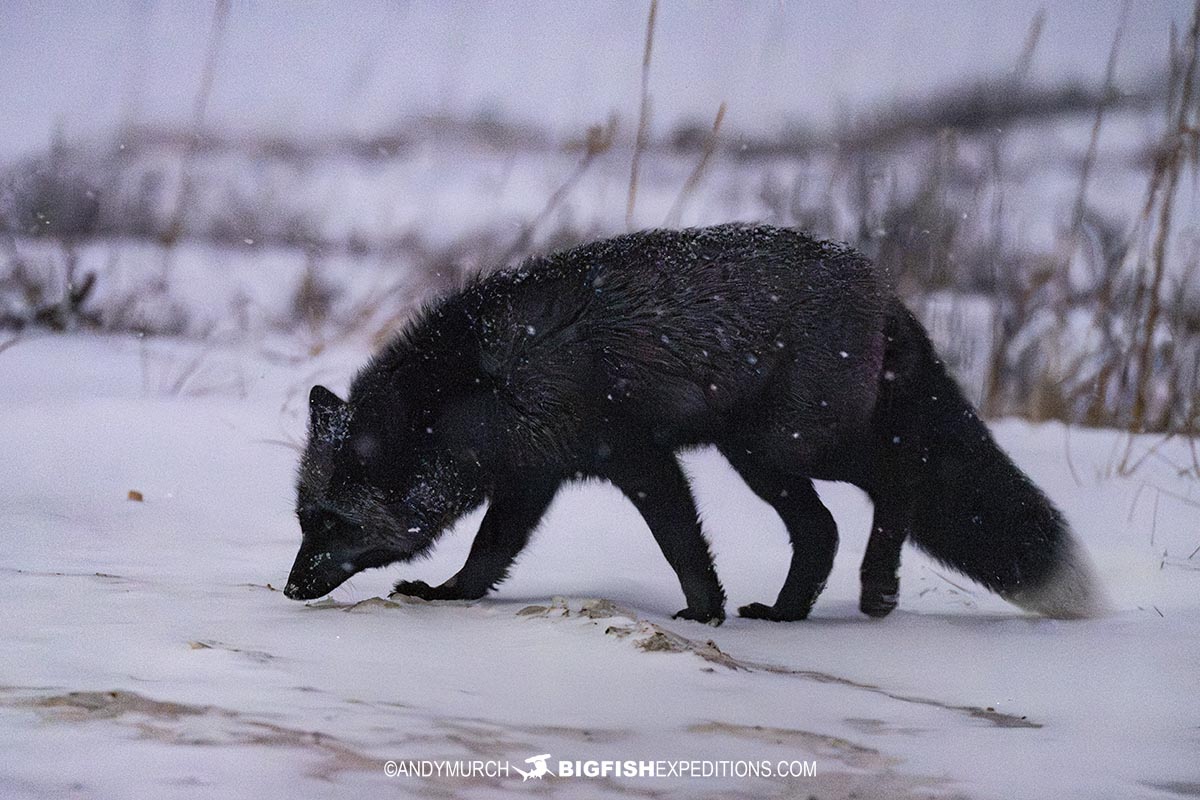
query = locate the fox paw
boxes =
[859,581,899,618]
[737,601,811,621]
[672,607,725,626]
[391,579,460,601]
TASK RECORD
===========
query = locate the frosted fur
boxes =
[286,224,1108,620]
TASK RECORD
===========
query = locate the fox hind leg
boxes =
[720,447,838,621]
[858,497,909,617]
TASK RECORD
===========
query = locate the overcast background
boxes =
[2,0,1190,156]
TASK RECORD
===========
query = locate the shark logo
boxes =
[514,754,552,781]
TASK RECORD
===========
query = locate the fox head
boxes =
[283,384,486,600]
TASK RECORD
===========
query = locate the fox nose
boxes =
[284,541,358,600]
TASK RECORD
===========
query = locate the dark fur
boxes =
[284,224,1102,622]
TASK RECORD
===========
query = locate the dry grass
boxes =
[625,0,658,230]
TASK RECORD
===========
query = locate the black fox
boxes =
[284,224,1105,623]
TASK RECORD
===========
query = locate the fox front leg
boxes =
[603,444,726,625]
[392,475,561,602]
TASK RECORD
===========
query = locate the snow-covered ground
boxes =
[3,1,1197,795]
[1,333,1197,799]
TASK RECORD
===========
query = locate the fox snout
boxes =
[283,538,413,600]
[283,543,356,600]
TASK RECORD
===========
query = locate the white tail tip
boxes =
[1005,537,1110,619]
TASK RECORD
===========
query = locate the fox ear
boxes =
[308,385,349,441]
[309,384,344,414]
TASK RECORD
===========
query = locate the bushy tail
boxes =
[874,303,1108,619]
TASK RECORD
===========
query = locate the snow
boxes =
[1,333,1197,799]
[3,1,1197,794]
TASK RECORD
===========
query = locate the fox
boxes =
[283,223,1106,623]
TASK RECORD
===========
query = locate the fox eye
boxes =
[297,501,337,528]
[351,433,380,463]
